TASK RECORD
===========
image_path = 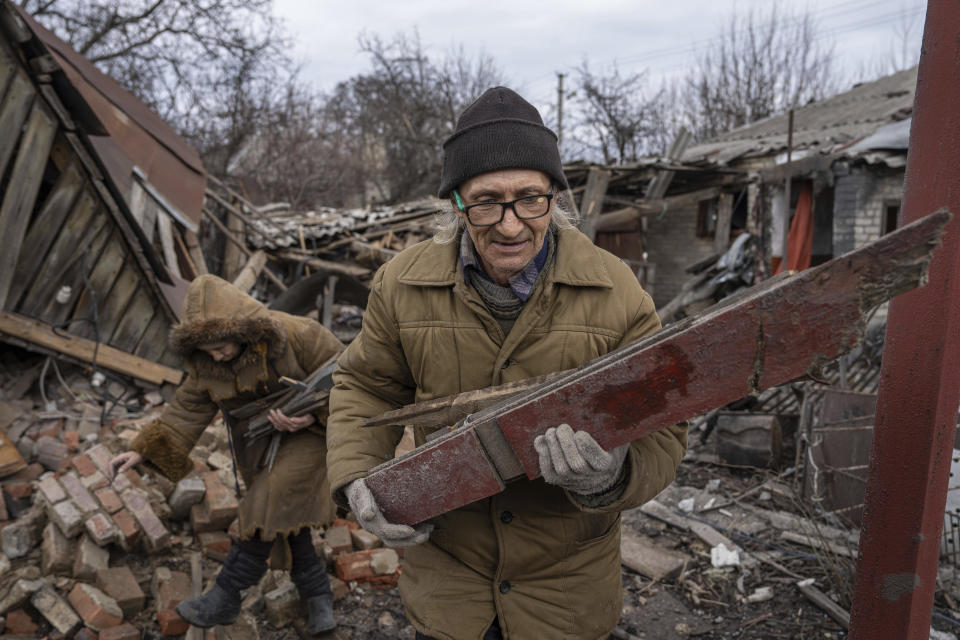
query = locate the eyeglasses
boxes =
[455,187,555,227]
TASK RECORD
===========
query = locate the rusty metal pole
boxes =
[848,2,960,638]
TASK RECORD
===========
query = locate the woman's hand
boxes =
[109,451,143,479]
[268,409,316,432]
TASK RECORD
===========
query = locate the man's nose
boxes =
[496,205,524,235]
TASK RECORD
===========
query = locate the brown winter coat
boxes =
[131,275,342,555]
[327,228,688,640]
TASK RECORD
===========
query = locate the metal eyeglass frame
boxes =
[454,186,555,227]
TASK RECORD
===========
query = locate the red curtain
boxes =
[773,182,814,274]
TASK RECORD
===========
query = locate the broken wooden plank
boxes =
[231,250,267,294]
[713,193,734,253]
[0,311,182,385]
[202,208,286,291]
[94,266,140,342]
[156,212,182,279]
[620,528,690,580]
[797,578,850,629]
[109,286,155,352]
[69,230,126,340]
[40,221,112,326]
[780,530,856,559]
[0,100,57,308]
[275,251,371,279]
[362,210,951,525]
[0,70,36,184]
[579,167,612,241]
[132,312,171,363]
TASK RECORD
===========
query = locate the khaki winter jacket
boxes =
[327,228,688,640]
[131,275,343,552]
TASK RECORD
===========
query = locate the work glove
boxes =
[346,477,434,547]
[534,423,629,496]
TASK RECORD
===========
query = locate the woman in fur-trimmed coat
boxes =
[110,274,343,634]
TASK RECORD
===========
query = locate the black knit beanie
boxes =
[438,87,569,198]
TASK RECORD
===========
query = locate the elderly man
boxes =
[327,87,687,640]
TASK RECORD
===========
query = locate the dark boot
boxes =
[176,542,270,628]
[289,529,336,635]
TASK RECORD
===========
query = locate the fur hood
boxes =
[168,275,286,383]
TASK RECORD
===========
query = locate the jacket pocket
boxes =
[572,511,620,546]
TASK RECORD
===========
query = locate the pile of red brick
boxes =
[319,518,402,590]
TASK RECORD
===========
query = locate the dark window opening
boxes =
[883,201,900,235]
[696,198,717,238]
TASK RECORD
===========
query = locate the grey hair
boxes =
[433,188,581,245]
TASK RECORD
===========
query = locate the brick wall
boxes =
[833,163,905,256]
[644,202,716,308]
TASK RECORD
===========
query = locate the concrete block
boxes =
[324,525,353,555]
[31,586,81,636]
[84,512,120,547]
[99,622,140,640]
[168,477,205,520]
[74,534,110,581]
[0,578,45,615]
[120,489,169,551]
[369,548,399,576]
[37,475,67,505]
[95,487,124,514]
[96,567,146,618]
[60,471,100,514]
[350,528,382,550]
[1,507,45,559]
[263,582,299,628]
[68,583,123,631]
[49,499,85,537]
[41,522,73,574]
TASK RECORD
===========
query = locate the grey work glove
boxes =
[345,477,434,547]
[534,423,629,496]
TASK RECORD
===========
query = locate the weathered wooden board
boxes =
[93,265,139,343]
[0,70,35,181]
[620,528,691,580]
[41,222,112,326]
[17,191,102,317]
[362,210,950,524]
[0,311,182,386]
[109,286,155,352]
[156,211,181,278]
[0,32,17,101]
[133,311,171,363]
[69,231,126,340]
[0,101,57,308]
[6,160,85,308]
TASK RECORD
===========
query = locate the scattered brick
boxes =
[35,436,69,471]
[63,430,80,452]
[85,444,114,476]
[37,475,67,504]
[99,622,140,640]
[81,470,110,492]
[96,567,145,618]
[5,609,38,635]
[76,627,99,640]
[110,508,140,550]
[332,517,360,531]
[3,481,33,500]
[85,512,120,547]
[350,528,382,550]
[0,577,45,616]
[94,487,123,514]
[1,507,45,559]
[189,501,216,533]
[325,525,353,556]
[111,472,133,493]
[330,577,349,601]
[74,534,110,581]
[72,454,99,478]
[156,608,189,636]
[120,489,169,551]
[335,550,377,582]
[125,469,143,488]
[263,583,299,628]
[370,548,400,575]
[201,472,238,529]
[167,477,205,519]
[3,462,44,483]
[41,522,73,575]
[60,471,99,514]
[198,531,232,560]
[152,570,191,611]
[49,499,85,537]
[68,583,123,631]
[32,586,81,636]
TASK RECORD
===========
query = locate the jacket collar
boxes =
[396,228,614,289]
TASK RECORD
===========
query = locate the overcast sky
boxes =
[272,0,924,115]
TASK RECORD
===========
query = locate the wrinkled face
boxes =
[199,341,241,362]
[456,169,554,286]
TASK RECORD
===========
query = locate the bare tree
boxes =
[571,60,663,164]
[327,31,505,204]
[22,0,288,137]
[682,3,838,140]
